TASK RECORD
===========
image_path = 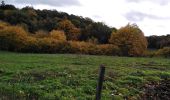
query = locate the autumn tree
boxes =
[49,30,66,41]
[109,24,148,56]
[0,25,28,51]
[57,19,80,40]
[23,36,39,53]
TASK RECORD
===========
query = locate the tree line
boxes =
[0,3,114,44]
[0,3,169,57]
[147,35,170,49]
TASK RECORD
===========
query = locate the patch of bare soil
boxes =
[141,79,170,100]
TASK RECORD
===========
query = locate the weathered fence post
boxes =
[95,65,105,100]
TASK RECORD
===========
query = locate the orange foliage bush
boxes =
[97,44,120,55]
[0,22,147,56]
[22,36,39,53]
[109,24,148,56]
[69,41,94,54]
[57,19,80,40]
[49,30,66,41]
[0,25,28,51]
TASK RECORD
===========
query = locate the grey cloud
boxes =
[126,0,170,5]
[125,11,170,22]
[5,0,81,7]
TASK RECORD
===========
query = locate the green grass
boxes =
[0,51,170,100]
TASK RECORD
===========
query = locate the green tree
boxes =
[109,24,148,56]
[81,22,113,44]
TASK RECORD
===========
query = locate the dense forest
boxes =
[0,2,170,57]
[147,35,170,49]
[0,2,115,44]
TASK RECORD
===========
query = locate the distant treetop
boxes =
[1,1,5,6]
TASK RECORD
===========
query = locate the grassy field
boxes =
[0,51,170,100]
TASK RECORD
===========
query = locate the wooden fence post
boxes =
[95,65,105,100]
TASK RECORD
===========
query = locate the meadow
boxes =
[0,51,170,100]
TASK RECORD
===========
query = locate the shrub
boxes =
[49,30,66,41]
[143,50,157,57]
[156,47,170,57]
[97,44,121,55]
[68,42,121,55]
[36,38,54,53]
[69,41,93,54]
[52,40,71,53]
[22,36,39,53]
[0,25,28,51]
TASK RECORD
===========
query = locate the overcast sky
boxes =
[4,0,170,36]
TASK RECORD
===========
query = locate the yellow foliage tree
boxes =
[0,25,28,51]
[57,19,80,40]
[68,27,80,40]
[109,24,148,56]
[49,30,66,41]
[23,36,39,52]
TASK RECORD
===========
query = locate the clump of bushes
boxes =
[96,44,121,55]
[0,25,28,51]
[144,47,170,58]
[0,22,153,56]
[156,47,170,57]
[0,22,121,55]
[143,50,157,57]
